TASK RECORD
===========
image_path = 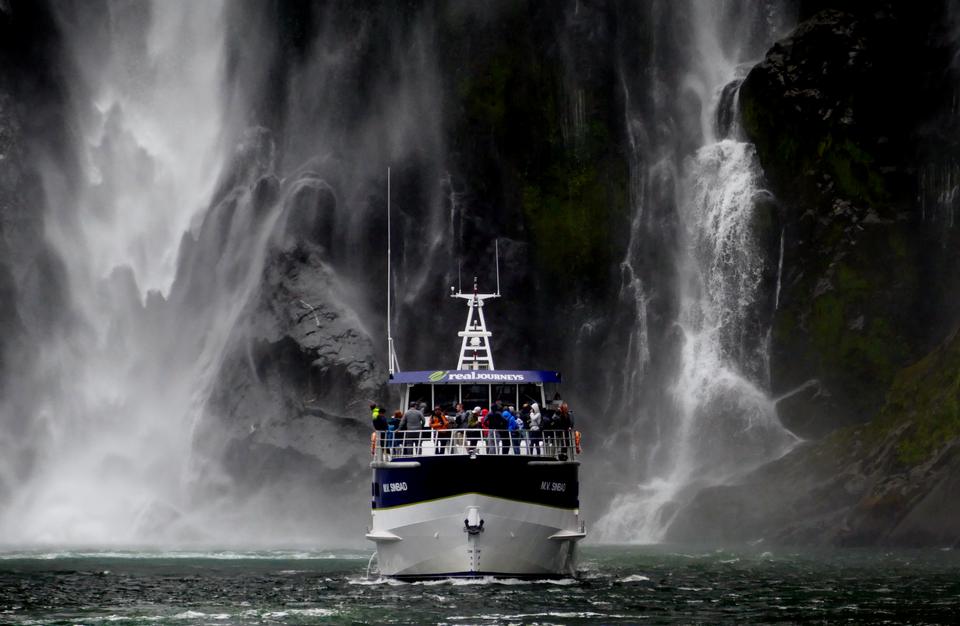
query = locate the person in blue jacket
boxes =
[504,407,522,455]
[386,410,401,455]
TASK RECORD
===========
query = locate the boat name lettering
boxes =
[446,371,525,382]
[540,481,566,492]
[383,481,409,493]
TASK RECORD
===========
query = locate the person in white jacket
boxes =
[528,402,542,455]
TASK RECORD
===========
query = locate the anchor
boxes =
[463,518,484,535]
[463,505,484,535]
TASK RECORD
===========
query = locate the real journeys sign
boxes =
[389,369,562,384]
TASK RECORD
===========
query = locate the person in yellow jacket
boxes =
[370,402,387,430]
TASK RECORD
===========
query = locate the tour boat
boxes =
[365,278,586,579]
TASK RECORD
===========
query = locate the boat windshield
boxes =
[402,382,550,411]
[461,384,488,409]
[434,385,459,412]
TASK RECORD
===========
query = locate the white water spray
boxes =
[596,1,797,542]
[1,1,233,545]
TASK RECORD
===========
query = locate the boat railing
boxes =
[371,429,579,462]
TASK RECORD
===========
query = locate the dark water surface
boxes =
[2,545,959,624]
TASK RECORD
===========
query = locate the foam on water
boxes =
[618,574,652,583]
[0,549,369,561]
[4,546,960,624]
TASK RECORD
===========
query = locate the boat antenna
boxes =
[386,167,399,375]
[495,239,501,297]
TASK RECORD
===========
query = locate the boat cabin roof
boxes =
[388,369,561,385]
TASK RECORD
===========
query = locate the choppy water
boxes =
[2,545,959,624]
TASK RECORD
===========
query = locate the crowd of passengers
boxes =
[370,400,575,455]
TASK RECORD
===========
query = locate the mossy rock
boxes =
[740,8,943,437]
[868,329,960,467]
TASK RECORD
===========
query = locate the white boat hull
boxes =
[368,493,584,578]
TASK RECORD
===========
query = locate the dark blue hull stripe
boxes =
[372,455,579,510]
[372,491,577,511]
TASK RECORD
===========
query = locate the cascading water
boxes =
[595,1,798,542]
[0,1,235,544]
[0,0,452,546]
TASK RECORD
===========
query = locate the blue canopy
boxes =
[389,369,562,384]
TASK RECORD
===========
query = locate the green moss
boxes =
[836,263,870,295]
[807,263,909,403]
[520,157,628,281]
[810,293,845,357]
[458,53,512,133]
[741,75,888,208]
[865,332,960,466]
[888,230,909,260]
[444,3,629,290]
[823,138,888,204]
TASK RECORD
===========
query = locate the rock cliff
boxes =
[670,3,960,545]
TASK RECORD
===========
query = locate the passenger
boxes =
[430,406,451,454]
[467,406,482,450]
[452,403,466,427]
[480,408,491,452]
[528,402,542,455]
[386,410,402,455]
[505,406,521,455]
[398,403,426,455]
[453,402,469,449]
[519,403,532,454]
[488,408,508,454]
[541,407,556,454]
[555,402,574,453]
[520,403,531,428]
[370,402,388,431]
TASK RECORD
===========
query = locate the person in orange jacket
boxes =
[430,406,451,454]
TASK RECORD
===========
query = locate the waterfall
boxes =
[595,1,797,542]
[1,0,812,547]
[0,0,451,546]
[0,1,236,544]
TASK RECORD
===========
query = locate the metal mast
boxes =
[452,276,499,370]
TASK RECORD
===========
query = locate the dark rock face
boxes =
[171,126,386,535]
[740,5,960,438]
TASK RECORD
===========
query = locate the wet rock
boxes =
[283,177,337,250]
[740,5,955,438]
[670,329,960,548]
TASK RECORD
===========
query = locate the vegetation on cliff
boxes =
[439,2,630,291]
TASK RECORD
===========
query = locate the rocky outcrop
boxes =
[668,329,960,547]
[178,129,385,535]
[739,5,960,438]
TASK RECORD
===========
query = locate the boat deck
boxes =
[372,429,578,463]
